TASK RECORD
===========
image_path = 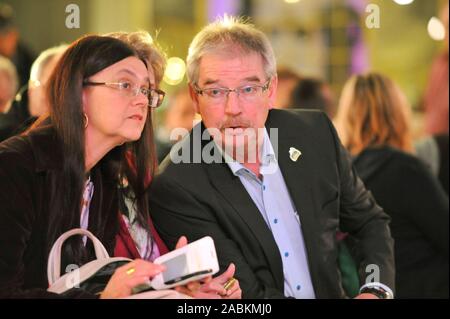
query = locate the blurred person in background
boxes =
[335,72,449,298]
[422,2,448,135]
[27,44,68,118]
[0,3,35,88]
[289,77,336,118]
[0,54,18,141]
[415,133,448,195]
[155,86,198,163]
[273,67,301,109]
[7,44,68,134]
[0,54,17,113]
[416,2,449,197]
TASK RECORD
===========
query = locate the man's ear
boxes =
[188,83,200,114]
[267,75,278,109]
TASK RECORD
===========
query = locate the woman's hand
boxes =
[100,259,165,299]
[175,235,188,249]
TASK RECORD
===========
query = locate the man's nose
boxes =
[224,91,241,115]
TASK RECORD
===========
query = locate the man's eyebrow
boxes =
[115,69,150,85]
[202,76,263,86]
[242,76,263,83]
[202,79,220,86]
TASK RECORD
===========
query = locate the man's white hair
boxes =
[186,14,277,84]
[29,44,68,84]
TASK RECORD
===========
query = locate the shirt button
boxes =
[262,185,266,191]
[297,285,301,291]
[273,218,278,224]
[284,252,289,257]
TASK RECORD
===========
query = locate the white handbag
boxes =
[47,228,132,295]
[47,228,190,299]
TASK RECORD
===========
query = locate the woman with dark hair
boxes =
[334,72,449,298]
[289,77,336,118]
[0,34,240,299]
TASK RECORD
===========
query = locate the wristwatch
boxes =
[360,286,394,299]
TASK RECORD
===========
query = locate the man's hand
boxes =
[174,263,242,299]
[354,293,380,299]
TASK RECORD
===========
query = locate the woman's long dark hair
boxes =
[37,35,157,264]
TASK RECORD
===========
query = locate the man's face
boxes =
[191,51,277,161]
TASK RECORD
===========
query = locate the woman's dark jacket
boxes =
[0,125,165,298]
[353,146,449,298]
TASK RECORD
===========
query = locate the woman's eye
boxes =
[120,82,132,90]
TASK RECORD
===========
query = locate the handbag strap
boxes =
[47,228,110,285]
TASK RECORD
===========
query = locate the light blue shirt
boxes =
[222,129,316,299]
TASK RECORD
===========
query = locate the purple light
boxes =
[207,0,241,22]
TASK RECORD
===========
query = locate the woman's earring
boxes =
[83,113,89,128]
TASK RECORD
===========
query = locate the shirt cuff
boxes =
[359,282,394,298]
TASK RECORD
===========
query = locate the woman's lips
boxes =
[128,115,143,121]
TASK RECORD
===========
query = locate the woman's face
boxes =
[82,56,154,146]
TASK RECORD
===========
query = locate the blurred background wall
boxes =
[2,0,448,136]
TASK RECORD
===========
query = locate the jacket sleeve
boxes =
[323,114,396,293]
[0,151,96,299]
[149,175,287,299]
